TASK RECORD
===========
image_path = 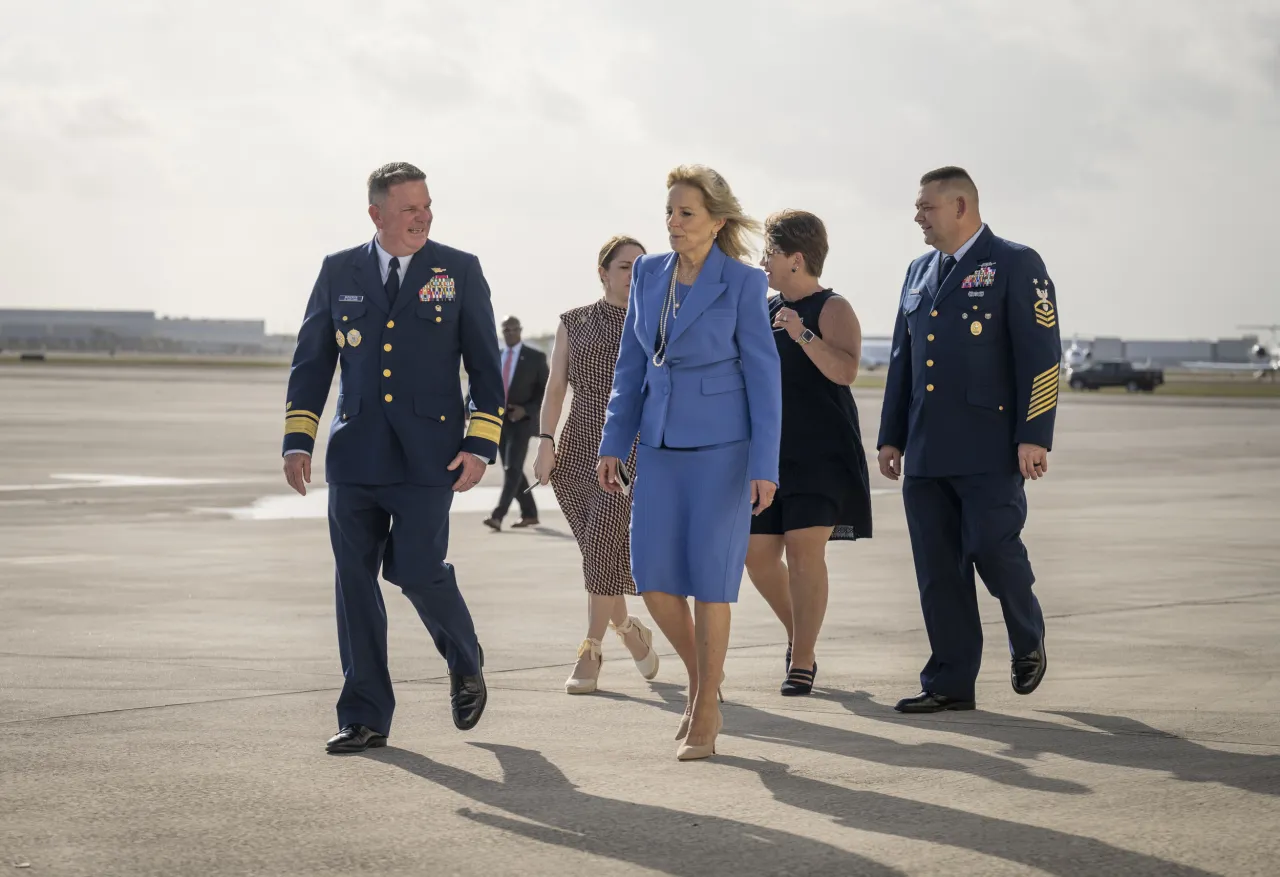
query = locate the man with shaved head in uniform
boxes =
[878,166,1061,713]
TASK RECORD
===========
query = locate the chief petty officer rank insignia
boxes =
[1032,279,1056,329]
[420,267,456,302]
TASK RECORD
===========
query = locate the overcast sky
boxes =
[2,1,1277,340]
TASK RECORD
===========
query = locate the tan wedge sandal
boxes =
[564,638,603,694]
[611,615,660,681]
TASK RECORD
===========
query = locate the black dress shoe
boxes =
[325,723,387,754]
[784,640,792,673]
[894,691,976,713]
[482,517,501,532]
[1011,640,1047,695]
[451,645,487,731]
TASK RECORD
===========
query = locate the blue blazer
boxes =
[282,238,505,486]
[599,242,782,484]
[876,225,1062,478]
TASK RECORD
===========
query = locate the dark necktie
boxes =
[938,254,955,285]
[386,256,400,306]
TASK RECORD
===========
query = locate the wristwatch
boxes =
[797,328,815,345]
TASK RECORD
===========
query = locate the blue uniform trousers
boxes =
[902,473,1044,701]
[328,483,480,735]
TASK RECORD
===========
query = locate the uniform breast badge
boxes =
[346,328,362,347]
[420,273,457,302]
[335,330,346,348]
[971,320,983,336]
[1032,279,1057,328]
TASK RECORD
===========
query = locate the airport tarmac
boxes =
[1,363,1278,877]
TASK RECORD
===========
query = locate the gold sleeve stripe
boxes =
[1027,393,1058,421]
[286,409,320,423]
[1029,394,1055,412]
[285,422,319,439]
[1032,378,1058,395]
[1033,365,1059,382]
[1024,384,1054,404]
[470,411,504,427]
[466,418,502,444]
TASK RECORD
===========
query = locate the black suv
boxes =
[1067,359,1164,392]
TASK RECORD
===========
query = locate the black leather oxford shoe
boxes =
[893,691,976,713]
[1012,640,1047,695]
[325,724,387,754]
[451,645,487,731]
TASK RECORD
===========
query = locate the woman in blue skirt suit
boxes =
[598,164,782,760]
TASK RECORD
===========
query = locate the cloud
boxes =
[0,0,1275,338]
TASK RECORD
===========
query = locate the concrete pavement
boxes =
[1,364,1278,876]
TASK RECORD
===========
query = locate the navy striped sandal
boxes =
[780,662,817,697]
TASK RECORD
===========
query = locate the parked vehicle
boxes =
[1067,359,1164,392]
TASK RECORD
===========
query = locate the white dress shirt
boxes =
[374,236,413,285]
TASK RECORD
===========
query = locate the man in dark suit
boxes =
[483,316,549,530]
[282,161,504,753]
[877,166,1060,713]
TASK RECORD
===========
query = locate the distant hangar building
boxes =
[0,308,293,356]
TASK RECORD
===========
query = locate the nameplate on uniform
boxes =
[338,295,364,302]
[420,274,457,302]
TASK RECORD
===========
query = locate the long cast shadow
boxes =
[830,689,1280,797]
[715,755,1221,877]
[610,682,1089,795]
[367,743,902,877]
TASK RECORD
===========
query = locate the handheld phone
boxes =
[617,464,632,495]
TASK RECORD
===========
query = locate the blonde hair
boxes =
[666,164,762,262]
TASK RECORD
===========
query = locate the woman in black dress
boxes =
[746,209,873,696]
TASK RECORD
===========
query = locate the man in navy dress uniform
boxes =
[282,162,505,752]
[877,166,1060,713]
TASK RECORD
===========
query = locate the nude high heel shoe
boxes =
[675,672,726,740]
[676,710,723,761]
[564,638,603,694]
[611,615,660,681]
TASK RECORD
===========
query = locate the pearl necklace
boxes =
[652,261,682,367]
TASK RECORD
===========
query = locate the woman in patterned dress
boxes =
[532,235,662,694]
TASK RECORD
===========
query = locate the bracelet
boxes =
[538,433,555,445]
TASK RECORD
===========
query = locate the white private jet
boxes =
[1063,337,1091,369]
[1181,325,1280,381]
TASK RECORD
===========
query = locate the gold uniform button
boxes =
[384,394,392,403]
[386,320,395,329]
[439,415,446,422]
[435,316,442,323]
[927,334,935,341]
[926,359,934,367]
[999,405,1005,411]
[926,384,935,392]
[382,369,391,377]
[930,310,938,317]
[383,343,392,352]
[342,316,349,322]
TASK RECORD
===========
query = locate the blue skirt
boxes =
[629,439,752,603]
